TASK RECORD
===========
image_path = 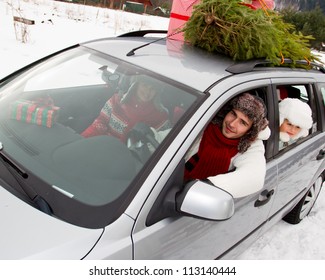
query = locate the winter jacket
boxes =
[81,92,170,142]
[187,127,271,198]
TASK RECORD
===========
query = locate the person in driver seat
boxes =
[81,75,170,142]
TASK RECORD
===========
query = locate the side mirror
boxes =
[176,180,235,220]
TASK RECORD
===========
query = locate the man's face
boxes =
[222,109,253,139]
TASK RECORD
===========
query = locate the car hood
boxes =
[0,187,103,260]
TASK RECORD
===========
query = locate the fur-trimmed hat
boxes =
[214,93,269,153]
[279,98,313,142]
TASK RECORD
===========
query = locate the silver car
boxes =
[0,31,324,259]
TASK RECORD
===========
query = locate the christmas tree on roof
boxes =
[182,0,319,67]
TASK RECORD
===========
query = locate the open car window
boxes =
[276,84,318,152]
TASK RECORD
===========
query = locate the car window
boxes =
[0,46,201,228]
[276,84,317,151]
[183,87,269,196]
[24,53,112,91]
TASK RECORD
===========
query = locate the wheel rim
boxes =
[299,176,323,220]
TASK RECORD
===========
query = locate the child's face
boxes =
[280,118,302,138]
[136,82,157,103]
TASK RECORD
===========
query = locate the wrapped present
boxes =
[9,98,60,128]
[251,0,275,10]
[167,0,200,41]
[241,0,275,10]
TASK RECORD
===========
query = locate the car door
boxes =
[262,78,325,231]
[131,78,277,259]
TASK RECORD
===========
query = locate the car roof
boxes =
[81,32,325,92]
[81,35,235,92]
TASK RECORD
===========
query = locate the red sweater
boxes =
[81,93,169,142]
[184,123,239,181]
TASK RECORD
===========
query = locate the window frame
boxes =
[316,83,325,132]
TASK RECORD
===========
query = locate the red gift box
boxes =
[167,0,200,41]
[9,98,60,128]
[251,0,275,10]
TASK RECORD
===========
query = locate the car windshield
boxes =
[0,46,200,228]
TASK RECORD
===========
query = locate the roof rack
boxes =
[118,30,168,57]
[226,58,325,74]
[118,30,167,38]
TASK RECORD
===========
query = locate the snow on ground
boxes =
[238,189,325,259]
[0,0,169,76]
[0,0,324,260]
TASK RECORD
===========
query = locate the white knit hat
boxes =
[279,98,313,141]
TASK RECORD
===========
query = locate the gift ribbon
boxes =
[170,12,190,21]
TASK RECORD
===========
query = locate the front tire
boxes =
[283,175,323,224]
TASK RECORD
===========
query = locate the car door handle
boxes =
[316,149,325,160]
[254,189,274,207]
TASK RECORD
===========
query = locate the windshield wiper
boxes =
[0,142,28,178]
[0,141,52,215]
